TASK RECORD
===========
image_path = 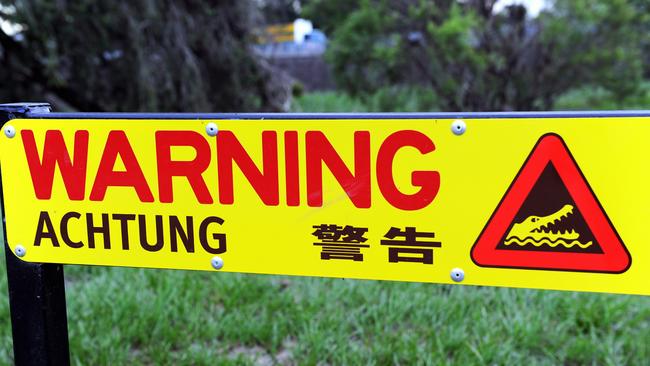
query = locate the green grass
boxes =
[1,244,649,365]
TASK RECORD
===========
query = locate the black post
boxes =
[1,103,71,366]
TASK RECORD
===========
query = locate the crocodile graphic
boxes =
[504,204,593,249]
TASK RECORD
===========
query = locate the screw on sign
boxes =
[4,124,16,138]
[205,122,218,136]
[211,256,224,270]
[451,120,466,135]
[14,245,26,257]
[450,268,464,282]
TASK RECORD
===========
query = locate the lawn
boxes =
[1,243,649,365]
[57,272,643,365]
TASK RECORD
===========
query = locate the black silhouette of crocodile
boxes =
[504,204,592,249]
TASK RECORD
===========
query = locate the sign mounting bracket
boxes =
[1,103,71,366]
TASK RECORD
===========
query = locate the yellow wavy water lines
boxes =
[504,237,593,249]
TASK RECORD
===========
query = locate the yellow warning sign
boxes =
[0,117,648,295]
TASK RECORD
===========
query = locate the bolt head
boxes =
[4,125,16,138]
[450,268,464,282]
[14,245,26,258]
[451,120,466,135]
[205,122,219,137]
[211,256,224,270]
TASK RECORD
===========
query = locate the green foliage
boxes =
[302,0,362,34]
[321,0,484,110]
[292,86,439,112]
[321,0,402,96]
[632,0,650,77]
[0,1,286,112]
[363,85,439,111]
[291,91,369,112]
[310,0,647,111]
[295,81,649,113]
[554,81,650,110]
[540,0,645,102]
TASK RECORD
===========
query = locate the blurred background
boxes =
[1,1,649,365]
[1,0,648,113]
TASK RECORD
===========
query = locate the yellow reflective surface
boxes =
[1,117,648,295]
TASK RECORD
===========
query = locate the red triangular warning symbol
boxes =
[471,133,630,273]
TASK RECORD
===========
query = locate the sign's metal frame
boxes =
[1,102,649,366]
[1,103,70,366]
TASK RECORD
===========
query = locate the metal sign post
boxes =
[1,103,71,366]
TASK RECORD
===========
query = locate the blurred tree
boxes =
[622,0,649,78]
[0,0,289,112]
[538,0,644,106]
[305,0,646,111]
[260,0,300,24]
[301,0,361,34]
